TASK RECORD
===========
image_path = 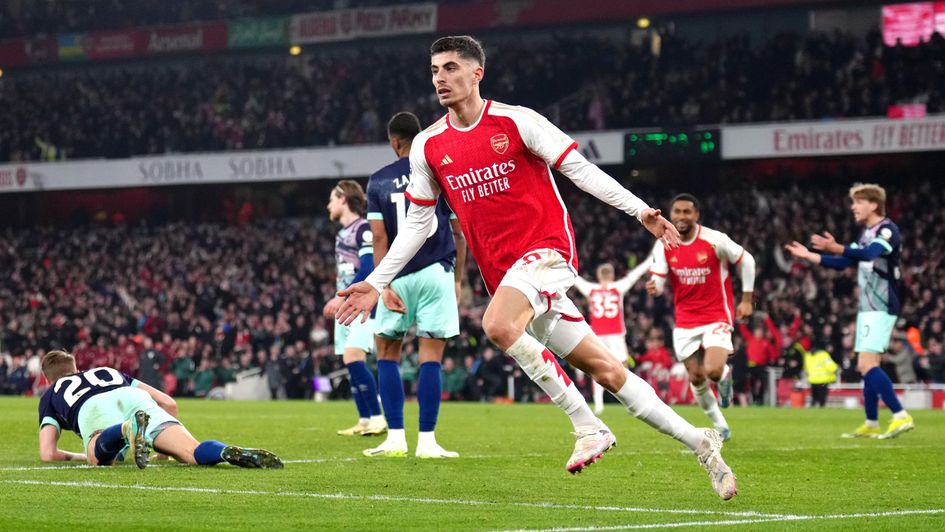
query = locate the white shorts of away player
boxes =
[672,322,734,362]
[598,334,629,363]
[498,248,592,357]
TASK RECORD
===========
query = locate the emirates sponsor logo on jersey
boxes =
[444,160,517,204]
[671,266,712,285]
[490,134,510,154]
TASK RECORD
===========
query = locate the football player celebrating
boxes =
[337,35,736,500]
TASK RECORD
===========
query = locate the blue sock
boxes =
[865,366,903,414]
[93,423,126,465]
[194,440,227,465]
[862,372,879,421]
[347,361,381,417]
[418,361,442,432]
[378,360,405,429]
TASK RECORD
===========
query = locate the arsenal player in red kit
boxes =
[573,260,650,414]
[337,36,736,499]
[647,194,756,441]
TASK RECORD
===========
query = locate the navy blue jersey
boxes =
[366,157,456,278]
[854,218,902,315]
[38,367,133,436]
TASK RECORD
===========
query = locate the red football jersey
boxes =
[404,100,579,294]
[650,225,746,328]
[573,260,649,335]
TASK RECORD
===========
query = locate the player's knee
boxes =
[705,367,724,382]
[857,356,878,374]
[482,316,523,350]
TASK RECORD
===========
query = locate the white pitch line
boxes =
[0,479,791,519]
[0,463,179,471]
[494,508,945,532]
[283,452,550,464]
[0,453,547,470]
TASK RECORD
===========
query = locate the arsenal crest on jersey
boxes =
[697,252,709,264]
[490,133,509,155]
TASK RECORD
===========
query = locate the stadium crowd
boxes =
[2,173,943,401]
[3,28,943,162]
[0,0,431,39]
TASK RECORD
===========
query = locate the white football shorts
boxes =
[498,248,592,357]
[672,322,734,361]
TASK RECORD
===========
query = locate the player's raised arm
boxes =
[615,256,652,295]
[572,275,595,297]
[513,107,678,247]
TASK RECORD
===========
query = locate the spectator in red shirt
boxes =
[636,333,676,402]
[737,313,781,405]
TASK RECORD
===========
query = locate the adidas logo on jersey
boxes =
[440,154,454,166]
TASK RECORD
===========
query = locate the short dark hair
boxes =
[387,112,421,143]
[671,193,700,212]
[333,180,366,216]
[431,35,486,67]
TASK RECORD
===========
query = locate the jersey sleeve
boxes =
[38,393,60,432]
[404,137,441,206]
[874,222,900,255]
[715,231,747,264]
[648,242,668,295]
[512,106,577,169]
[356,224,374,257]
[366,175,384,221]
[649,242,668,276]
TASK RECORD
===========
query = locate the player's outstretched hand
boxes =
[640,208,680,248]
[322,295,343,318]
[784,241,813,261]
[382,287,407,314]
[336,282,380,325]
[736,300,754,320]
[645,279,658,296]
[810,231,841,254]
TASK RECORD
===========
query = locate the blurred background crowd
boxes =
[2,27,943,162]
[1,0,943,405]
[2,172,943,402]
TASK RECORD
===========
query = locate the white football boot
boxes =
[695,428,737,500]
[566,424,616,474]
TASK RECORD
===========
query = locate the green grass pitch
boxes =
[1,397,943,531]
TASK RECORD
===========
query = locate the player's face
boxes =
[431,51,483,107]
[850,197,877,223]
[326,190,345,221]
[670,201,699,236]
